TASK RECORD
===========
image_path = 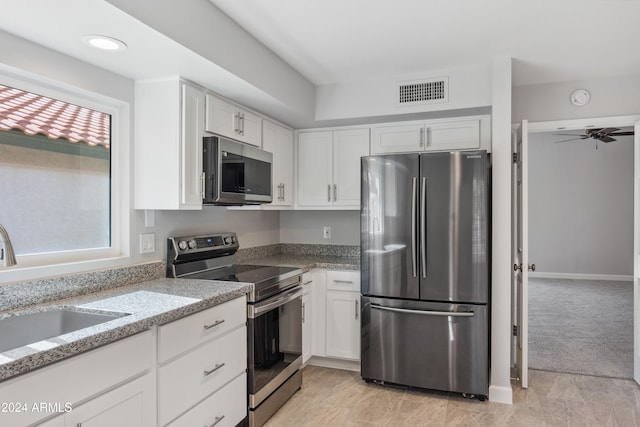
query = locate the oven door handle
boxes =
[248,287,302,318]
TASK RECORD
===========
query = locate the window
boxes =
[0,73,127,273]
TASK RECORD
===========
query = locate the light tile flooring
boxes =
[265,366,640,426]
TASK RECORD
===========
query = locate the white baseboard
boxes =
[529,272,633,282]
[306,356,360,372]
[489,384,513,404]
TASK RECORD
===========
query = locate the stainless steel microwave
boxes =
[203,136,273,205]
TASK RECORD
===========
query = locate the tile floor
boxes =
[265,366,640,426]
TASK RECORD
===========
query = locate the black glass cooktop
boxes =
[185,264,300,286]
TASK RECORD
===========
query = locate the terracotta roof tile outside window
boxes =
[0,84,110,149]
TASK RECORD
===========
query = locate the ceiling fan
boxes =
[553,127,635,144]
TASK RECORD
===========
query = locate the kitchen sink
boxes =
[0,308,129,353]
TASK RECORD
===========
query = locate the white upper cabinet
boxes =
[262,120,294,207]
[205,94,262,147]
[371,116,489,155]
[297,128,369,209]
[135,78,205,210]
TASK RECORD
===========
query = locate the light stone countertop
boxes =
[0,277,251,382]
[243,254,360,271]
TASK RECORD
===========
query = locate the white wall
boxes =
[279,211,359,245]
[513,74,640,123]
[316,63,492,121]
[528,131,633,276]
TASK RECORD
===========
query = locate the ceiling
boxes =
[211,0,640,87]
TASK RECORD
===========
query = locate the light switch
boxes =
[140,233,155,254]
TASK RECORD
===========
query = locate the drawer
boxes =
[158,295,246,363]
[158,326,247,426]
[326,270,360,292]
[0,331,153,427]
[167,373,247,427]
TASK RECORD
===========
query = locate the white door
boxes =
[333,128,370,207]
[635,120,640,384]
[513,120,529,388]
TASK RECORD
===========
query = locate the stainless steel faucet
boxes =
[0,224,17,267]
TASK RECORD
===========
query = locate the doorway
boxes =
[512,115,640,386]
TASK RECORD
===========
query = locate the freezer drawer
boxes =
[360,296,488,397]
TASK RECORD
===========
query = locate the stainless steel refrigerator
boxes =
[360,150,490,398]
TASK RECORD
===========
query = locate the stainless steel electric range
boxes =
[166,232,303,427]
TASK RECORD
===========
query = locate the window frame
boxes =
[0,65,130,282]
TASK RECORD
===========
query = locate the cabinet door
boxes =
[325,291,360,360]
[205,94,237,138]
[237,109,262,147]
[371,123,424,154]
[427,119,480,151]
[180,83,205,209]
[65,374,154,427]
[263,121,293,207]
[311,269,326,357]
[332,129,369,207]
[297,132,333,206]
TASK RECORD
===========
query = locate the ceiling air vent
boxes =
[397,77,449,106]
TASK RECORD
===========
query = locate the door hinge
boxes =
[512,152,518,163]
[513,325,518,336]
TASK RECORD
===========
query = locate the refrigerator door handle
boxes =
[371,304,474,317]
[420,176,427,278]
[411,176,417,278]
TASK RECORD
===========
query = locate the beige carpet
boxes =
[528,278,633,379]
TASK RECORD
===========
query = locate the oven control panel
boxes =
[168,232,239,255]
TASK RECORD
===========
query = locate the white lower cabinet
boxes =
[301,271,314,364]
[309,269,361,362]
[65,374,154,427]
[325,270,361,360]
[157,295,247,427]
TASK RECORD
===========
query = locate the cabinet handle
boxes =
[205,415,225,427]
[302,280,313,286]
[200,171,206,199]
[328,184,331,202]
[420,127,424,147]
[204,362,226,376]
[240,112,245,136]
[355,299,359,320]
[333,280,353,284]
[333,184,337,202]
[281,183,285,201]
[302,302,306,323]
[203,319,225,330]
[234,113,241,133]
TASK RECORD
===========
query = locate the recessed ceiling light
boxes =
[82,35,127,52]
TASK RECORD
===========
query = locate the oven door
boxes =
[247,286,302,409]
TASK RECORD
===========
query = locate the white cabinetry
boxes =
[66,374,154,427]
[205,94,262,147]
[371,116,489,155]
[1,331,155,427]
[157,296,247,427]
[325,270,360,360]
[297,128,369,209]
[262,120,294,207]
[301,271,314,364]
[135,78,205,210]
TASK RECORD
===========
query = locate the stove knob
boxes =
[177,240,187,251]
[224,236,232,244]
[188,239,197,249]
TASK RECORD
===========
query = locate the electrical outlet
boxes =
[139,233,155,254]
[323,226,331,239]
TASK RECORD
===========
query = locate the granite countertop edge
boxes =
[0,278,252,382]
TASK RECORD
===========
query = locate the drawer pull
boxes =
[205,415,225,427]
[203,319,225,330]
[334,280,354,284]
[203,362,226,376]
[302,280,313,286]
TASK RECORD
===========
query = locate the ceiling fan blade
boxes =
[609,131,635,136]
[597,135,616,143]
[552,133,588,137]
[553,137,585,143]
[596,127,620,135]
